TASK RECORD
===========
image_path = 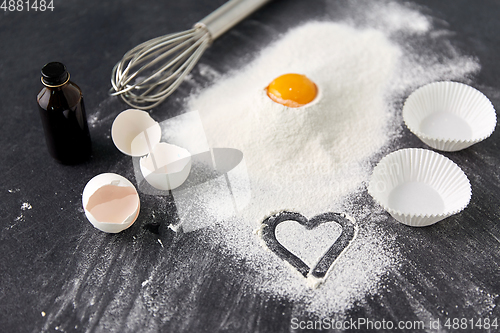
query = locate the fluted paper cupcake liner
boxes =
[403,81,496,151]
[368,148,471,227]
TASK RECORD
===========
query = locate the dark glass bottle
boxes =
[37,62,92,164]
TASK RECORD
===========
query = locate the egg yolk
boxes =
[266,73,317,107]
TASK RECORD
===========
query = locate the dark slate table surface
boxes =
[1,0,499,332]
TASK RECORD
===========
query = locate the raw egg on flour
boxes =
[266,73,318,107]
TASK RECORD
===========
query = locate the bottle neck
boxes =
[41,73,71,88]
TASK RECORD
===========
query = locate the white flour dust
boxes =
[157,2,480,316]
[275,220,342,268]
[21,202,32,210]
[9,201,32,227]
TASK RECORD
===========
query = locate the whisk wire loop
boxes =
[111,26,210,110]
[111,0,271,110]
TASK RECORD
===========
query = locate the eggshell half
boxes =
[82,173,140,233]
[111,109,161,156]
[140,143,192,190]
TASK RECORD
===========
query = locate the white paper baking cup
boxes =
[368,148,471,227]
[403,81,496,151]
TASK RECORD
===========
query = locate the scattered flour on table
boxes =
[10,202,32,227]
[158,2,480,317]
[21,202,32,210]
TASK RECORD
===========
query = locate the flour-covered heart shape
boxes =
[276,220,342,268]
[260,211,356,283]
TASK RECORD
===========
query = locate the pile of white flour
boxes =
[157,2,480,316]
[192,22,399,222]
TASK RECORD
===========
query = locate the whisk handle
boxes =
[198,0,271,40]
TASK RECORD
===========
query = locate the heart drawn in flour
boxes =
[261,211,357,279]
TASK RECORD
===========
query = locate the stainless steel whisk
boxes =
[111,0,270,110]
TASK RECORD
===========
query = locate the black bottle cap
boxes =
[41,62,69,86]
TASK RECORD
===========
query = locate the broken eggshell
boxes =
[111,109,161,156]
[140,142,192,190]
[82,173,140,233]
